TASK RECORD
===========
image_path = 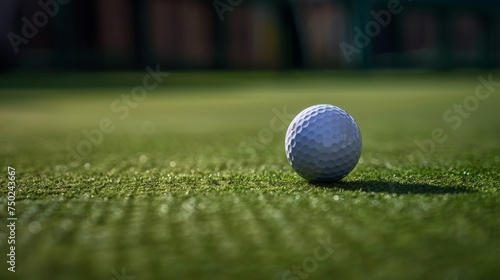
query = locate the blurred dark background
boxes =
[1,0,500,71]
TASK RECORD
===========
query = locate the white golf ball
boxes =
[285,104,362,182]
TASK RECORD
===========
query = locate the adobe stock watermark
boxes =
[340,0,407,64]
[281,235,339,280]
[408,74,499,162]
[213,0,244,22]
[7,0,71,54]
[110,267,136,280]
[66,65,169,167]
[238,107,294,154]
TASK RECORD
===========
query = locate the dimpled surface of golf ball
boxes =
[285,104,362,182]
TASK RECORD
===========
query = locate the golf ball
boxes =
[285,104,362,182]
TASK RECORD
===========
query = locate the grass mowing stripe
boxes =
[260,194,308,253]
[230,193,268,248]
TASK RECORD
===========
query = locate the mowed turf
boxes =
[0,71,499,280]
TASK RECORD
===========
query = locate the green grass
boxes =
[0,71,499,280]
